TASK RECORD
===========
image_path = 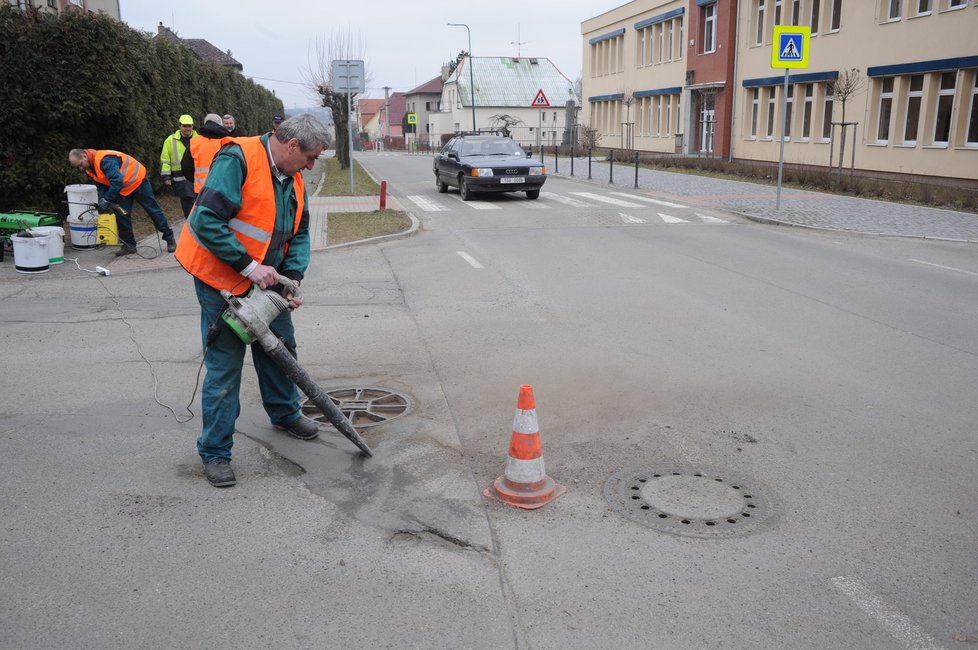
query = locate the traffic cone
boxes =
[483,384,566,509]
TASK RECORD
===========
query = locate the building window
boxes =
[790,0,801,24]
[822,85,834,140]
[658,23,665,62]
[784,85,794,138]
[704,3,717,53]
[666,21,673,62]
[678,18,684,60]
[774,0,783,25]
[876,77,894,143]
[948,0,966,7]
[665,96,672,134]
[756,0,767,45]
[830,0,842,30]
[767,87,777,137]
[933,71,956,144]
[802,84,814,139]
[903,75,924,143]
[967,72,978,144]
[887,0,902,21]
[916,0,931,14]
[655,96,663,136]
[811,0,821,32]
[751,88,760,137]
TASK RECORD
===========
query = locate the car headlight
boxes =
[471,168,494,177]
[529,167,546,176]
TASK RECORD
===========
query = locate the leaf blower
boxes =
[220,277,373,457]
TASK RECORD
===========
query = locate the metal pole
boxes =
[448,23,476,131]
[609,150,614,184]
[776,69,789,210]
[634,150,639,188]
[570,125,576,176]
[347,88,355,194]
[588,148,592,180]
[554,143,558,174]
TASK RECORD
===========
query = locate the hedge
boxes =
[0,7,283,211]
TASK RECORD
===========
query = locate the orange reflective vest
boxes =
[175,137,305,293]
[84,149,146,196]
[190,135,231,194]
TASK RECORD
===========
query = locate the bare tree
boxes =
[619,89,635,149]
[573,76,583,107]
[488,113,524,137]
[306,29,369,170]
[827,68,864,174]
[580,125,600,151]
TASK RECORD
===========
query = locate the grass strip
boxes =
[326,210,412,245]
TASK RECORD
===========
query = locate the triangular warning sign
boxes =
[780,37,801,60]
[532,89,550,107]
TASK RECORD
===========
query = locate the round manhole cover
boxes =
[603,465,775,538]
[301,387,411,428]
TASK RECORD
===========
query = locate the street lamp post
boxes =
[447,22,477,132]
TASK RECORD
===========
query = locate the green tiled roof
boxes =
[450,57,577,108]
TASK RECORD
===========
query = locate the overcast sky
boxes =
[119,0,624,109]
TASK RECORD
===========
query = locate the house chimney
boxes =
[158,22,166,35]
[441,64,451,82]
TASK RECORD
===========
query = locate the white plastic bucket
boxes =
[11,232,51,274]
[29,226,65,265]
[65,184,99,249]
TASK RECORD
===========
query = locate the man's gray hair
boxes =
[222,114,233,120]
[274,113,329,151]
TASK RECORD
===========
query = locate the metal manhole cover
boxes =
[603,465,775,538]
[301,387,411,428]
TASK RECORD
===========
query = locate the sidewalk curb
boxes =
[738,211,978,244]
[323,212,421,251]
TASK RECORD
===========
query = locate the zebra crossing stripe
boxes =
[612,193,687,209]
[571,192,644,208]
[407,195,446,211]
[542,192,592,208]
[461,200,501,210]
[620,213,646,224]
[696,213,729,224]
[658,212,689,223]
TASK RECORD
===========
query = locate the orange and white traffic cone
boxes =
[484,384,566,510]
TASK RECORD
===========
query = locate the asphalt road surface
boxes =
[1,152,974,649]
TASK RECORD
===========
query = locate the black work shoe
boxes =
[115,244,136,257]
[276,416,320,440]
[204,458,236,487]
[165,237,176,253]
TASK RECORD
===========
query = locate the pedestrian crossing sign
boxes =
[771,26,810,69]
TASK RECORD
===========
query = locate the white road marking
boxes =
[831,576,945,650]
[456,251,484,269]
[459,199,501,210]
[619,213,646,224]
[521,200,551,209]
[612,192,687,209]
[571,192,644,208]
[909,259,978,277]
[406,195,446,212]
[657,212,689,224]
[542,192,594,208]
[696,213,730,224]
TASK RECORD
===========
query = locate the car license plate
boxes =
[500,177,524,184]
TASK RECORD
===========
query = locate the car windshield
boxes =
[460,139,524,157]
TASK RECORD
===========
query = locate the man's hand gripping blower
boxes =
[219,277,373,457]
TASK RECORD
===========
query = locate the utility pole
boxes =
[383,85,391,150]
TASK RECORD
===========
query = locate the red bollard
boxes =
[379,180,387,210]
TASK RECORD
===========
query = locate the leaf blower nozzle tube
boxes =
[220,280,373,457]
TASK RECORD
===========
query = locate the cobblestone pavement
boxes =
[550,156,978,243]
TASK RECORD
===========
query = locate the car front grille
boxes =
[494,167,530,175]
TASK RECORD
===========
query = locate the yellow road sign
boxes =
[771,26,810,69]
[407,113,418,124]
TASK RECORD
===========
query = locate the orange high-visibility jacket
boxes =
[84,149,146,196]
[190,136,231,194]
[175,136,305,293]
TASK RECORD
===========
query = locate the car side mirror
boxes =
[448,152,459,160]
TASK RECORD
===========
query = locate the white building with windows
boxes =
[428,56,577,149]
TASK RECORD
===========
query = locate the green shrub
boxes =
[0,7,283,211]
